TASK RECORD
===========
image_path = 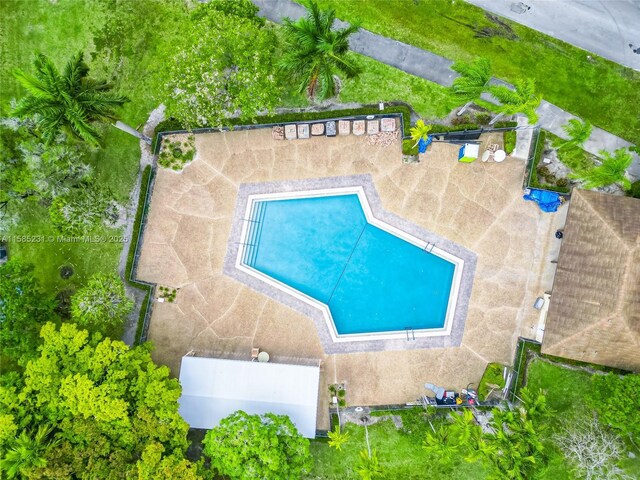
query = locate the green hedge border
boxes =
[125,165,155,345]
[152,104,415,152]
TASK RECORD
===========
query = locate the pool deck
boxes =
[137,128,566,430]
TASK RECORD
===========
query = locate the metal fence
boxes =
[506,336,542,402]
[127,166,157,344]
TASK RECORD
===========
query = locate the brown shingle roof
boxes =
[541,189,640,371]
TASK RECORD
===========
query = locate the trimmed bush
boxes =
[402,139,418,155]
[504,130,516,154]
[478,363,506,400]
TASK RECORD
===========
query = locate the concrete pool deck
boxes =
[137,128,566,430]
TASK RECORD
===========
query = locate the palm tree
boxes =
[450,57,492,115]
[12,52,128,146]
[280,1,361,100]
[555,119,592,151]
[0,426,58,478]
[327,424,350,451]
[357,449,383,480]
[409,119,432,147]
[488,78,541,125]
[570,148,633,190]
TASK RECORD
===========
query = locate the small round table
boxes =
[481,150,491,162]
[494,150,506,162]
[257,351,270,363]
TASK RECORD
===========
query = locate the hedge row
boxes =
[124,165,155,345]
[152,104,414,151]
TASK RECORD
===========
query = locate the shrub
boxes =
[556,178,569,188]
[475,112,491,125]
[402,139,418,155]
[158,134,195,170]
[629,180,640,198]
[504,130,517,154]
[451,114,472,126]
[478,363,506,400]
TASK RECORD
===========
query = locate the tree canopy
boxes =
[280,0,361,100]
[164,0,281,128]
[570,147,633,190]
[203,410,312,480]
[0,259,56,366]
[0,322,195,479]
[12,52,128,146]
[488,78,541,124]
[70,273,133,332]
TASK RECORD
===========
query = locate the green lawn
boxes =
[339,54,461,120]
[309,0,640,142]
[309,412,486,479]
[526,359,640,478]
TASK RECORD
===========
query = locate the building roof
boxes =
[541,189,640,371]
[178,356,320,438]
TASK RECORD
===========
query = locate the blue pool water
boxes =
[243,194,455,335]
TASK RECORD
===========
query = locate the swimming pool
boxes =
[237,188,463,340]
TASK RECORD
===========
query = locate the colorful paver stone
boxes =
[367,120,380,135]
[311,123,325,136]
[297,124,310,139]
[338,120,351,135]
[380,118,396,132]
[284,124,297,140]
[352,120,365,136]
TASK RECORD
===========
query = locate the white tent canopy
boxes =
[178,356,321,438]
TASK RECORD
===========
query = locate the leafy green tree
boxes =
[12,52,128,146]
[451,57,492,114]
[0,120,92,227]
[280,0,361,100]
[356,449,383,480]
[0,426,58,479]
[71,273,133,331]
[589,373,640,441]
[165,0,281,128]
[570,147,633,189]
[327,424,350,451]
[488,78,541,124]
[0,260,57,366]
[135,443,202,480]
[203,410,312,480]
[0,322,193,479]
[555,119,592,151]
[49,185,118,235]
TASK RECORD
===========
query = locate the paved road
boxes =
[466,0,640,71]
[253,0,457,85]
[252,0,639,178]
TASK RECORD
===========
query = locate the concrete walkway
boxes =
[466,0,640,72]
[252,0,639,179]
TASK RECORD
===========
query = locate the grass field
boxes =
[311,0,640,142]
[526,359,640,478]
[308,411,486,479]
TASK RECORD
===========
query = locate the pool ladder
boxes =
[424,242,435,253]
[405,327,415,341]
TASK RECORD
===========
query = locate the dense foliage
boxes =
[570,147,633,189]
[12,52,128,146]
[70,273,133,331]
[165,0,281,128]
[280,0,361,100]
[0,322,195,479]
[590,373,640,441]
[0,260,56,366]
[203,410,312,480]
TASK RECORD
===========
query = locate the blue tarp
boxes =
[523,188,562,212]
[418,135,433,153]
